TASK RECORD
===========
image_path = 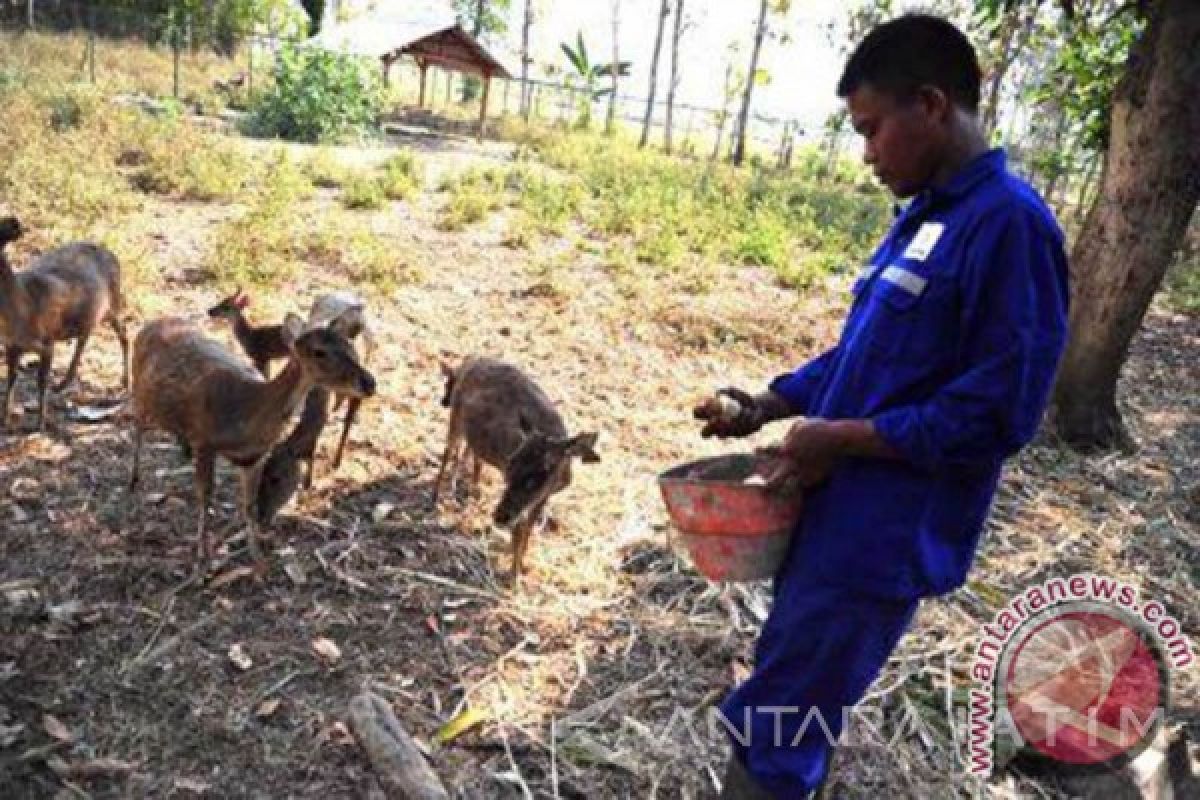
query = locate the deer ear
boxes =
[281,313,305,349]
[568,432,600,464]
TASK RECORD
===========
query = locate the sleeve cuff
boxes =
[873,408,936,471]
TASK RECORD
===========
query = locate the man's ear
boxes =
[281,313,305,349]
[917,85,951,123]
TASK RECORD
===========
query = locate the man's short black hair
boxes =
[837,14,982,112]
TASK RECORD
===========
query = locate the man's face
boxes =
[847,83,947,198]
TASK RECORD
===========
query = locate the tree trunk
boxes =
[520,0,533,120]
[1051,0,1200,451]
[712,62,734,162]
[980,1,1042,135]
[664,0,685,154]
[607,0,621,135]
[640,0,671,148]
[733,0,770,167]
[27,0,34,30]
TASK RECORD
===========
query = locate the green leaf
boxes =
[435,706,490,745]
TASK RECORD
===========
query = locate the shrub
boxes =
[249,45,381,143]
[341,174,387,210]
[735,210,792,269]
[379,150,423,200]
[439,185,491,231]
[304,147,350,188]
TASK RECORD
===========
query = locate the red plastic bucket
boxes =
[658,454,803,582]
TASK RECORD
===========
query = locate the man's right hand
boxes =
[693,387,765,438]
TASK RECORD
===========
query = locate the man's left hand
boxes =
[757,418,846,492]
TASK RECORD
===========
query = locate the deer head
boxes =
[493,427,600,528]
[282,314,376,399]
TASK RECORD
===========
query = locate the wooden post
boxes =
[477,71,491,142]
[418,60,428,108]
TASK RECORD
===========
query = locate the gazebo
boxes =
[307,6,512,140]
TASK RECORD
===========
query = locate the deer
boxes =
[254,386,331,527]
[128,314,376,572]
[433,356,600,586]
[207,289,289,379]
[253,296,378,524]
[0,216,130,431]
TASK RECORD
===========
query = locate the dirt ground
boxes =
[1,132,1197,799]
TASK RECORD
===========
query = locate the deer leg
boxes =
[432,411,463,508]
[35,345,54,432]
[239,460,267,565]
[129,422,144,491]
[303,456,315,490]
[332,397,361,471]
[3,346,21,430]
[511,500,545,587]
[466,451,483,508]
[193,449,216,569]
[110,314,131,392]
[54,331,88,393]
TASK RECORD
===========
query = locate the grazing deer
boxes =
[207,289,289,378]
[252,292,378,523]
[254,386,331,526]
[434,356,599,585]
[129,315,375,570]
[0,216,130,431]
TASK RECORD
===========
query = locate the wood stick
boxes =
[348,693,448,800]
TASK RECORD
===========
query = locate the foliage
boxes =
[453,0,512,36]
[379,151,424,200]
[249,44,382,143]
[517,128,888,281]
[560,31,632,129]
[131,121,257,201]
[304,147,350,188]
[1022,2,1143,152]
[341,173,388,210]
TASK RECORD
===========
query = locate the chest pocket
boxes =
[852,266,957,362]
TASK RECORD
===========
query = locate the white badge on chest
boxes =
[902,222,945,262]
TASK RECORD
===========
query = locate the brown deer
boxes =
[254,386,331,526]
[129,315,375,570]
[0,216,130,431]
[252,297,376,524]
[207,289,289,378]
[434,356,599,585]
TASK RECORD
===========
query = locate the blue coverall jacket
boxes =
[721,148,1070,795]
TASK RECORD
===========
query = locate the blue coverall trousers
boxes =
[719,569,919,796]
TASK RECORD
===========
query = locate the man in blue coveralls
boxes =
[693,15,1070,799]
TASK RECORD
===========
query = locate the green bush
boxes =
[341,174,387,210]
[379,150,423,200]
[249,45,382,143]
[304,147,350,188]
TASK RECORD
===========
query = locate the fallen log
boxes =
[348,693,448,800]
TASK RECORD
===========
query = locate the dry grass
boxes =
[1,31,1197,800]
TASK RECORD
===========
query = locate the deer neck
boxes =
[232,310,256,347]
[243,357,314,445]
